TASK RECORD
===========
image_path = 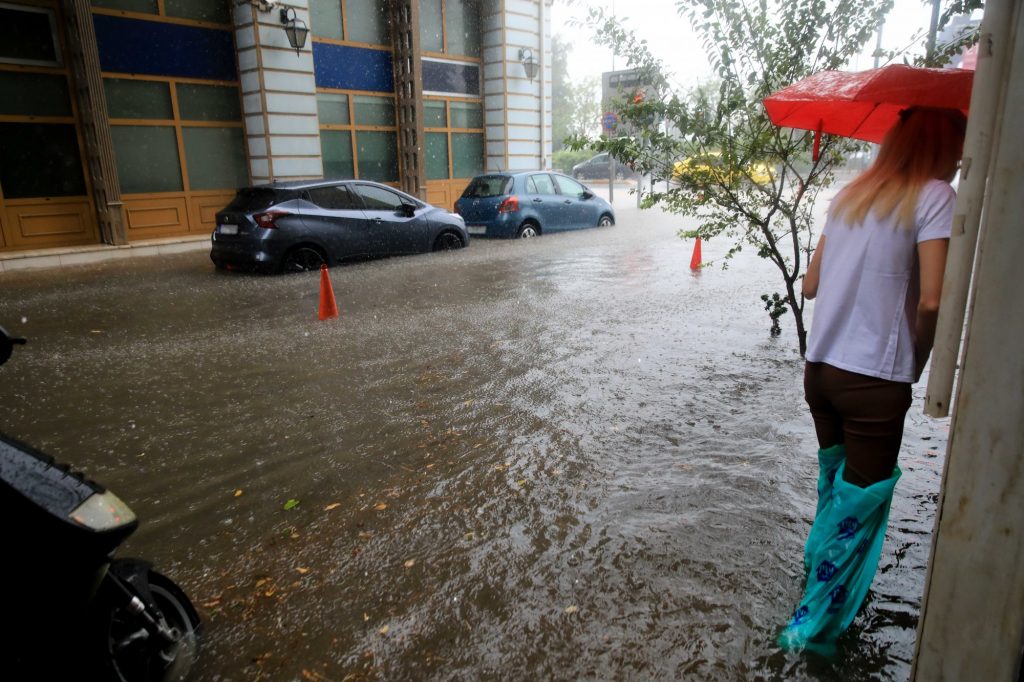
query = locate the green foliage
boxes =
[553,148,594,173]
[568,0,893,355]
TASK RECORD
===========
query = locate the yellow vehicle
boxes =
[672,152,774,187]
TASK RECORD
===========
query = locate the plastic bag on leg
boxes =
[804,444,847,572]
[780,460,900,650]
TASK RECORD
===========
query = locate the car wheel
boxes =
[598,214,614,227]
[516,223,539,239]
[281,246,326,273]
[432,232,464,251]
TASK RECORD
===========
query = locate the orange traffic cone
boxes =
[689,238,702,271]
[318,264,339,320]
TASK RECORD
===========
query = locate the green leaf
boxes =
[283,498,300,510]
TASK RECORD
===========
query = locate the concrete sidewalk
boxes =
[0,235,210,274]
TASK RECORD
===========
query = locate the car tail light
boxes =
[253,211,287,229]
[497,195,519,214]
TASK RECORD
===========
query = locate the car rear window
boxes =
[223,188,289,212]
[463,176,512,198]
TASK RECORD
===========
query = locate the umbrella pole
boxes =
[924,0,1014,419]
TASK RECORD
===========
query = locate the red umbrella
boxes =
[763,64,974,159]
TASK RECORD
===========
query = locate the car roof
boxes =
[249,179,424,203]
[477,170,575,178]
[255,178,390,191]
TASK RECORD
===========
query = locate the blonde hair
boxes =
[830,107,967,229]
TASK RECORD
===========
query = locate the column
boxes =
[233,1,322,183]
[482,0,552,172]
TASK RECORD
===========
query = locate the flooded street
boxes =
[0,188,947,680]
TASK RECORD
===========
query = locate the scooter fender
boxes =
[107,557,157,603]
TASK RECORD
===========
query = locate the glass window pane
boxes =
[420,0,442,52]
[426,132,448,180]
[317,93,349,125]
[526,173,555,195]
[451,132,482,179]
[553,174,586,197]
[0,7,60,64]
[0,72,70,117]
[446,0,480,57]
[353,96,394,126]
[321,130,354,179]
[111,125,183,194]
[0,123,85,198]
[449,101,482,129]
[310,0,343,40]
[355,131,397,182]
[345,0,388,44]
[423,100,446,127]
[164,0,230,23]
[354,184,403,210]
[177,83,241,121]
[306,185,359,210]
[104,78,173,120]
[90,0,158,13]
[182,127,248,191]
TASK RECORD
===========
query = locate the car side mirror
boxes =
[399,202,416,217]
[581,190,594,200]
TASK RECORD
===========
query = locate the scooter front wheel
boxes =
[96,566,201,682]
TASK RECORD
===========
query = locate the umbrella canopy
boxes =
[763,64,974,146]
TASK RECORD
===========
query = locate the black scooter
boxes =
[0,326,201,681]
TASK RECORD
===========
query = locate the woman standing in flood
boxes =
[780,106,967,649]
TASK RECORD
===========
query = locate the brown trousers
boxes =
[803,362,913,487]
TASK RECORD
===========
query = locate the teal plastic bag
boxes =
[804,445,847,573]
[780,460,901,651]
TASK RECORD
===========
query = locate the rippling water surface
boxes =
[0,189,947,680]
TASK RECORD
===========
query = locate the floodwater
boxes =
[0,186,947,680]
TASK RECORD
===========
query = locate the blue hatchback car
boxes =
[454,171,614,239]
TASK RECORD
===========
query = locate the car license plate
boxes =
[467,225,486,235]
[220,223,238,235]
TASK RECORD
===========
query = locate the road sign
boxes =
[601,111,619,133]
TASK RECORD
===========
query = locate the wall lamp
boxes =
[280,7,309,55]
[518,47,539,82]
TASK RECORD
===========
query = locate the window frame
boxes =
[309,0,392,50]
[103,72,246,197]
[317,88,400,184]
[419,0,482,61]
[0,3,63,67]
[89,0,232,29]
[0,1,90,203]
[423,95,483,181]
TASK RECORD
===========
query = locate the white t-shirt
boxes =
[805,179,956,383]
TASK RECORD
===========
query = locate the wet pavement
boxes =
[0,185,948,680]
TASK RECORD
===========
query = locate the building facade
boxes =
[0,0,552,254]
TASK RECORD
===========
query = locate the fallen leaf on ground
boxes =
[373,502,388,511]
[378,625,390,635]
[255,578,270,588]
[403,559,415,568]
[234,489,243,497]
[323,503,341,510]
[296,567,310,574]
[283,498,300,510]
[517,479,527,486]
[564,605,579,614]
[363,612,370,621]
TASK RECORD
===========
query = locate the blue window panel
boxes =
[422,60,479,96]
[93,15,236,81]
[313,43,393,92]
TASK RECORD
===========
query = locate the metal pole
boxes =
[926,0,942,65]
